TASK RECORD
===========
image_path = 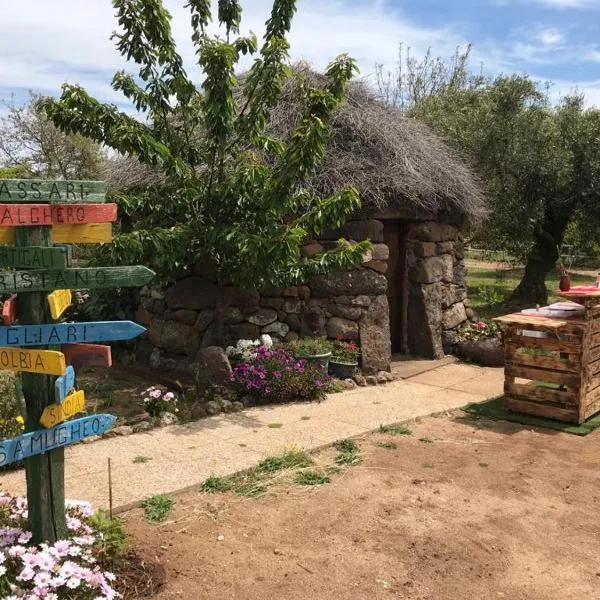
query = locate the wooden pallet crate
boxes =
[496,304,600,424]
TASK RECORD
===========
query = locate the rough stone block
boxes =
[173,309,198,326]
[453,259,467,286]
[301,243,324,258]
[222,306,244,324]
[261,297,285,310]
[328,303,362,321]
[326,317,359,340]
[442,302,468,330]
[408,222,458,242]
[223,287,260,310]
[195,309,215,333]
[371,244,390,261]
[281,287,299,297]
[300,313,326,337]
[285,313,301,331]
[412,242,437,258]
[247,308,278,326]
[436,241,454,255]
[409,256,445,284]
[441,254,454,283]
[262,321,290,337]
[147,318,164,346]
[407,283,444,359]
[359,295,391,375]
[321,219,384,242]
[283,299,302,313]
[364,260,388,274]
[195,346,232,393]
[160,321,198,357]
[311,269,387,297]
[298,285,311,301]
[135,307,153,326]
[165,277,219,310]
[227,322,260,341]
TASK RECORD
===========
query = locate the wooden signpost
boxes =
[0,204,117,226]
[62,343,112,369]
[0,223,113,245]
[0,179,153,544]
[40,390,85,428]
[0,321,146,346]
[0,414,116,467]
[0,265,154,292]
[54,366,76,403]
[2,295,17,325]
[47,289,72,319]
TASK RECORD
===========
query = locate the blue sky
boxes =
[1,0,600,112]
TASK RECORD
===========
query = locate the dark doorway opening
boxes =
[382,220,408,354]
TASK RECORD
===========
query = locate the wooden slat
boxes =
[0,246,67,269]
[589,346,600,363]
[0,204,116,226]
[587,357,600,377]
[496,313,585,331]
[508,352,580,373]
[583,395,600,421]
[591,332,600,348]
[506,381,578,404]
[505,397,579,423]
[0,180,105,203]
[505,335,581,352]
[0,223,112,245]
[505,364,580,387]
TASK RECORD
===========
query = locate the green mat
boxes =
[462,397,600,436]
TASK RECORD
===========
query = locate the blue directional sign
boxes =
[54,366,75,404]
[0,321,146,347]
[0,414,116,467]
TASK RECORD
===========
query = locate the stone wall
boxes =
[405,221,469,358]
[134,217,470,374]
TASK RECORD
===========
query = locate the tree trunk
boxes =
[511,209,570,307]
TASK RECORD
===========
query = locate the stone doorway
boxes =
[383,220,409,354]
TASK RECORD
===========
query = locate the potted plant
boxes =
[329,338,360,379]
[285,337,333,374]
[455,319,504,367]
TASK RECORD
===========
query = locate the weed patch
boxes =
[141,494,174,523]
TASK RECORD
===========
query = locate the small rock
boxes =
[365,375,378,385]
[126,413,149,425]
[217,534,225,541]
[190,403,208,420]
[111,425,134,436]
[132,421,153,433]
[353,373,367,386]
[219,399,234,413]
[262,321,290,337]
[157,412,179,427]
[205,400,222,415]
[376,372,388,384]
[231,401,245,412]
[273,548,283,555]
[247,308,278,326]
[240,395,254,408]
[82,435,100,444]
[341,378,358,390]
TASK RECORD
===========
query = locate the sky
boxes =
[1,0,600,113]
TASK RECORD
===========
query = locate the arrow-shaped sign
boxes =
[0,246,67,269]
[0,414,116,467]
[47,289,72,320]
[0,347,66,375]
[55,365,76,404]
[40,390,85,428]
[0,203,116,226]
[62,343,112,369]
[0,321,146,346]
[0,266,154,293]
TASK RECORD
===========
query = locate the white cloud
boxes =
[0,0,466,107]
[530,0,598,8]
[537,28,563,45]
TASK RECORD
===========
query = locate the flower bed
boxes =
[229,345,329,403]
[455,319,504,367]
[0,492,119,599]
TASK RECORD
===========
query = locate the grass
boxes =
[257,450,313,473]
[422,463,434,469]
[201,475,234,493]
[132,456,152,464]
[334,438,362,466]
[479,462,489,468]
[374,441,398,449]
[141,494,174,523]
[467,260,592,319]
[301,416,311,421]
[419,437,434,444]
[268,423,283,428]
[295,470,331,486]
[379,424,412,436]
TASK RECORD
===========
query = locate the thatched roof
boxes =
[104,64,485,224]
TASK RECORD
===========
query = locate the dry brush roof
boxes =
[104,64,485,224]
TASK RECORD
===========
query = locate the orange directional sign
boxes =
[40,389,85,428]
[0,347,66,375]
[0,204,116,226]
[2,295,16,325]
[47,289,72,319]
[0,223,112,245]
[62,343,112,369]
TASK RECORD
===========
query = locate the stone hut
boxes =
[110,69,485,375]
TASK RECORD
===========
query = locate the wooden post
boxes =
[16,225,68,543]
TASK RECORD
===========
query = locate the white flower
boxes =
[225,346,235,356]
[259,334,273,348]
[164,392,175,401]
[0,565,5,576]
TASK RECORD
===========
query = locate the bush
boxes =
[0,492,119,599]
[330,339,360,363]
[456,319,501,342]
[285,337,333,357]
[229,346,330,403]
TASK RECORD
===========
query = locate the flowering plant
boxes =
[225,335,273,363]
[456,319,500,342]
[285,337,333,357]
[140,386,179,417]
[331,339,360,363]
[229,345,329,403]
[0,492,118,599]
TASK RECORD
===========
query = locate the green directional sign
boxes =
[0,266,155,293]
[0,180,105,203]
[0,246,68,269]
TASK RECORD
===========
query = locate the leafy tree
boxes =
[42,0,369,288]
[0,93,103,179]
[380,46,600,305]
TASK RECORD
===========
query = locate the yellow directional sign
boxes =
[0,223,112,245]
[40,390,85,429]
[47,289,72,319]
[0,347,66,375]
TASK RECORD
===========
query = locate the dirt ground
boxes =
[122,411,600,600]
